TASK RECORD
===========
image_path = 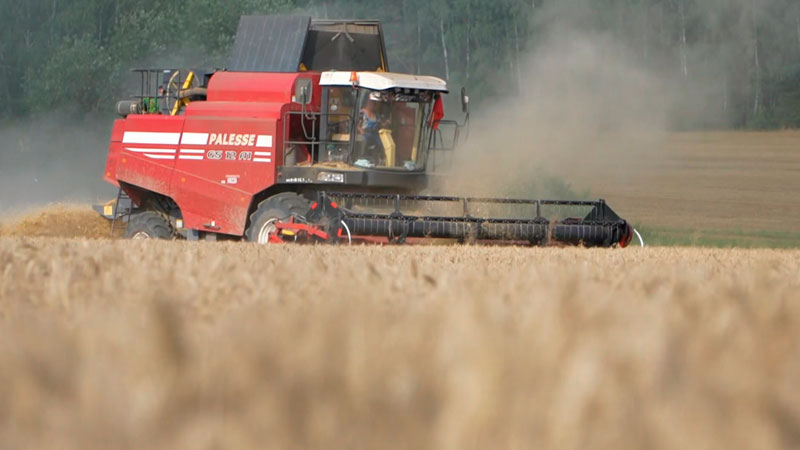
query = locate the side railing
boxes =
[282,110,356,165]
[428,119,461,173]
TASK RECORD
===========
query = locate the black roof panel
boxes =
[229,15,311,72]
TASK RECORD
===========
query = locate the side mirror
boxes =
[295,78,313,105]
[460,86,469,113]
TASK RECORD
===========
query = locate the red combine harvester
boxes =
[97,15,634,247]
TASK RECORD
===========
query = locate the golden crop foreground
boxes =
[1,237,800,449]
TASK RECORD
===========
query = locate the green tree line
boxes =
[1,0,799,128]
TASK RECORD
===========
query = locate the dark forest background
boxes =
[1,0,800,129]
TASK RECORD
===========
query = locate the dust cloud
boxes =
[438,5,675,200]
[0,114,116,215]
[0,46,217,218]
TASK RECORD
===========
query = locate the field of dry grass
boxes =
[2,236,800,449]
[559,130,800,233]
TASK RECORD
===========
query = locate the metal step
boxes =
[92,187,134,236]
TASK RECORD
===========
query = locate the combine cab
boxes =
[97,15,635,248]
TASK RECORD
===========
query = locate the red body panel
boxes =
[103,120,127,186]
[169,115,281,234]
[208,72,317,103]
[115,115,184,197]
[107,72,322,236]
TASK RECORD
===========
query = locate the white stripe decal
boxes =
[253,158,272,163]
[179,155,204,160]
[123,132,181,145]
[125,147,176,154]
[255,135,273,148]
[144,154,176,160]
[180,149,205,154]
[254,151,272,157]
[181,133,209,145]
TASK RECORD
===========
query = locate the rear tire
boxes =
[245,193,310,244]
[125,211,173,240]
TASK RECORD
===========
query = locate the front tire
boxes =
[125,211,173,240]
[245,193,310,244]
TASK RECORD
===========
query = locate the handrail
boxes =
[282,110,355,165]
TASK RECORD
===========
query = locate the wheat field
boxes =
[2,130,800,449]
[2,233,800,449]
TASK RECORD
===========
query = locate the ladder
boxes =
[109,187,134,235]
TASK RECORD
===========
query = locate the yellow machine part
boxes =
[170,71,196,116]
[380,129,396,167]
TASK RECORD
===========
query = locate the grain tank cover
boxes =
[229,16,389,73]
[301,20,388,72]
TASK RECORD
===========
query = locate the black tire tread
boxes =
[125,211,173,239]
[245,192,310,242]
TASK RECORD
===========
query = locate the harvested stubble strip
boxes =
[0,204,118,239]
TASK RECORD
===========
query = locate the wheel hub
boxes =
[256,218,279,244]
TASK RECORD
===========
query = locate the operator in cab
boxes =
[355,92,391,167]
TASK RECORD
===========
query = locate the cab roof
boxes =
[320,71,449,93]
